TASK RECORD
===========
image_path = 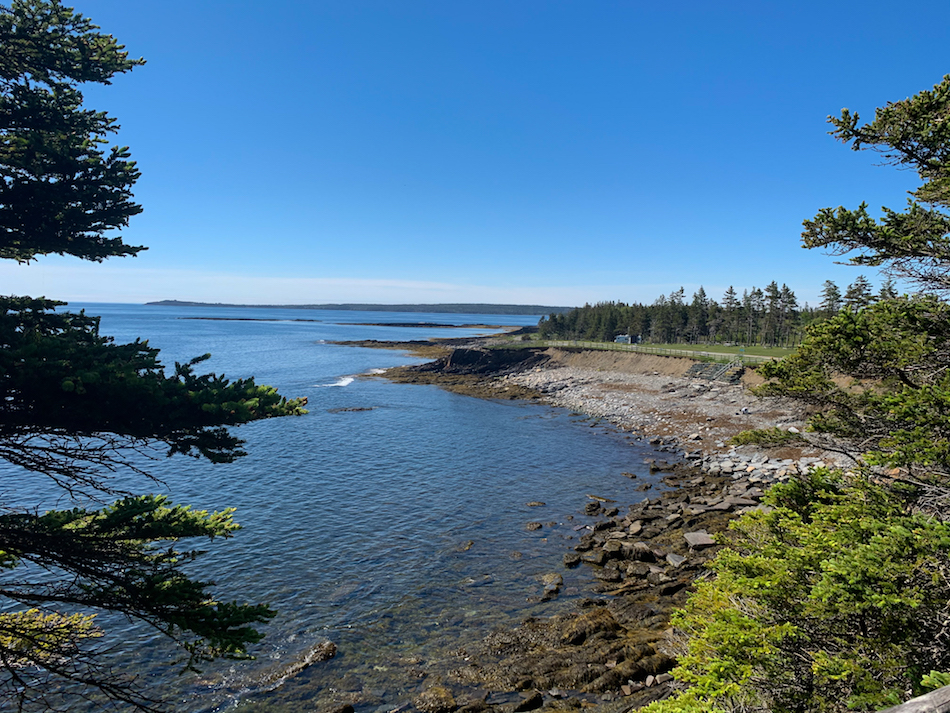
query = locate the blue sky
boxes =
[3,1,949,307]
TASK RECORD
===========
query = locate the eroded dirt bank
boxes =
[382,345,808,458]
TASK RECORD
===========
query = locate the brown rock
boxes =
[321,706,354,713]
[513,690,543,711]
[560,607,620,646]
[684,531,717,549]
[414,685,458,713]
[581,549,607,565]
[626,542,657,562]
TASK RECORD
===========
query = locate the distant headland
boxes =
[145,300,573,316]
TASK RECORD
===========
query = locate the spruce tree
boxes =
[843,274,874,309]
[819,279,842,315]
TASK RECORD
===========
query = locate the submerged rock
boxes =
[512,690,543,711]
[563,553,581,568]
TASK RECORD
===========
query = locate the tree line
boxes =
[537,275,895,347]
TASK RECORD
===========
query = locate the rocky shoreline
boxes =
[326,341,842,713]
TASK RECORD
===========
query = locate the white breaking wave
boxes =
[318,376,354,388]
[366,368,386,375]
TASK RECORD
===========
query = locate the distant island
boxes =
[146,300,573,316]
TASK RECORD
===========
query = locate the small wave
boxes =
[366,368,387,375]
[317,376,354,388]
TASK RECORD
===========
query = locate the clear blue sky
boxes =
[3,1,948,307]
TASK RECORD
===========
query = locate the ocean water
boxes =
[4,303,669,712]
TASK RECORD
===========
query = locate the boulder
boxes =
[581,549,608,566]
[560,607,620,646]
[666,553,687,567]
[414,685,458,713]
[684,531,717,549]
[513,691,543,712]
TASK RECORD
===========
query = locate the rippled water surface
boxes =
[6,304,669,711]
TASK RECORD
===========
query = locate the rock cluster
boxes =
[697,450,837,481]
[442,464,782,713]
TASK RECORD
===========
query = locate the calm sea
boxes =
[7,303,668,712]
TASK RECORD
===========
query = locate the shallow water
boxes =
[4,303,668,711]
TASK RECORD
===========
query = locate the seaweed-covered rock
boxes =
[414,685,458,713]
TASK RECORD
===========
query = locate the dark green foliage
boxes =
[0,495,279,712]
[758,296,950,478]
[0,295,307,709]
[0,0,145,262]
[538,281,809,347]
[0,296,306,492]
[819,280,842,315]
[878,278,898,300]
[802,75,950,291]
[0,495,275,663]
[768,76,950,477]
[843,274,874,309]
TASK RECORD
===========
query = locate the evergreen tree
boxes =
[687,287,708,343]
[762,281,781,346]
[534,286,819,346]
[843,274,874,309]
[819,279,842,315]
[802,76,950,294]
[668,287,687,342]
[0,3,306,709]
[746,287,764,344]
[719,286,738,342]
[778,283,799,346]
[878,277,898,300]
[0,0,145,262]
[650,294,672,343]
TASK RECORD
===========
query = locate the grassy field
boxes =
[646,343,796,358]
[489,336,794,363]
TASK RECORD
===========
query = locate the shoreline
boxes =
[329,338,836,713]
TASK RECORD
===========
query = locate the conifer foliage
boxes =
[0,2,306,710]
[0,0,145,262]
[538,281,808,348]
[647,76,950,713]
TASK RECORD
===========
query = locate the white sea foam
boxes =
[366,368,387,375]
[317,376,354,388]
